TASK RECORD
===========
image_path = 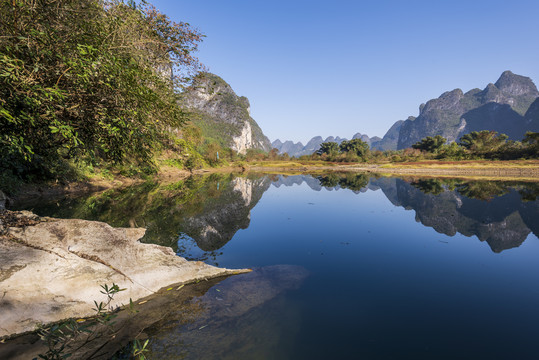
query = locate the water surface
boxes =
[13,173,539,359]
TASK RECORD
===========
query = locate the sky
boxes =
[150,0,539,144]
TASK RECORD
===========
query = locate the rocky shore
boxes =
[0,209,249,338]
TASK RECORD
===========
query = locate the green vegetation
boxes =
[315,138,371,162]
[412,135,447,153]
[308,131,539,164]
[0,0,203,186]
[37,283,148,360]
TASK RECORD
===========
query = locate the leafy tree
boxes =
[412,135,447,152]
[458,131,508,154]
[316,142,339,156]
[436,142,466,160]
[0,0,204,180]
[267,148,279,160]
[339,139,370,159]
[522,131,539,158]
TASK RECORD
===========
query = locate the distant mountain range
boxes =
[272,133,382,158]
[272,71,539,156]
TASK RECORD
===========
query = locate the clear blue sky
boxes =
[150,0,539,144]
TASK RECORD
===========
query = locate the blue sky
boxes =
[150,0,539,143]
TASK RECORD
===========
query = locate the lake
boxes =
[13,173,539,359]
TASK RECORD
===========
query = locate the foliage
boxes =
[412,135,447,153]
[316,142,339,156]
[436,142,467,160]
[35,283,147,360]
[0,0,203,182]
[522,131,539,156]
[458,131,508,154]
[339,139,370,159]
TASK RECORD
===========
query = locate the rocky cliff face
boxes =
[398,71,539,149]
[182,73,271,154]
[371,120,405,151]
[524,97,539,132]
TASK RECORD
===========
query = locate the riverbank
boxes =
[6,160,539,204]
[244,159,539,181]
[0,210,249,338]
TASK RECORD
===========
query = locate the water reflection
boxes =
[275,174,539,252]
[1,265,308,360]
[373,177,539,252]
[11,173,539,255]
[146,265,308,360]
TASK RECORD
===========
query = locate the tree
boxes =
[523,131,539,158]
[339,139,370,159]
[0,0,204,179]
[267,148,279,160]
[458,131,508,154]
[316,142,339,156]
[436,142,466,160]
[412,135,446,153]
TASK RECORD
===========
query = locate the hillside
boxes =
[182,73,271,154]
[397,71,539,149]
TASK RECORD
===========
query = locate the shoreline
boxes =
[0,210,250,338]
[7,160,539,204]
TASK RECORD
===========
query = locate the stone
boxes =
[0,212,248,337]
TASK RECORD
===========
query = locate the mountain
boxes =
[353,133,381,146]
[524,97,539,132]
[182,73,271,154]
[371,120,405,151]
[271,140,304,156]
[272,134,380,157]
[397,71,539,149]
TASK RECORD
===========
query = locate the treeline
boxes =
[0,0,203,186]
[306,130,539,163]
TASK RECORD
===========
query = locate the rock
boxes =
[371,119,405,151]
[181,73,271,154]
[397,71,539,149]
[0,212,248,337]
[0,265,309,359]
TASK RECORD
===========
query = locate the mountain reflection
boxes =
[11,173,539,255]
[272,174,539,253]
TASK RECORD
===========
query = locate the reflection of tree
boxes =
[10,173,272,257]
[410,179,445,195]
[316,173,369,191]
[407,178,538,203]
[518,183,539,202]
[339,173,369,191]
[382,178,539,252]
[456,181,510,201]
[317,174,340,188]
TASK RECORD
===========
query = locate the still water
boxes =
[14,173,539,359]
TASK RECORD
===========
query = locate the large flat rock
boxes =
[0,211,247,337]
